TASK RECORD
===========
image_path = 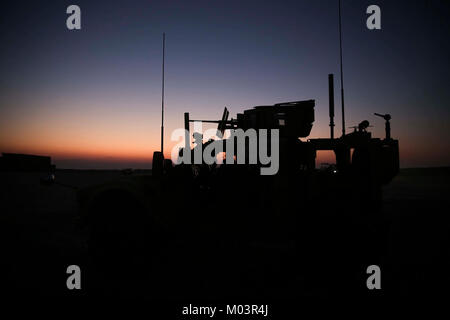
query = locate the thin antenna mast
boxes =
[338,0,346,136]
[161,32,165,154]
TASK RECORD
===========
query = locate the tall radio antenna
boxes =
[161,32,165,154]
[338,0,346,136]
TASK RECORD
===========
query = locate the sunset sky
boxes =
[1,0,449,169]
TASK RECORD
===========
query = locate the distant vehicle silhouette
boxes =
[40,173,55,186]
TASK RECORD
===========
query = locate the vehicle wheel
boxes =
[86,190,155,297]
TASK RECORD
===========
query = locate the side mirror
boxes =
[40,173,55,186]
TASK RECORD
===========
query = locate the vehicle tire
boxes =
[86,190,155,297]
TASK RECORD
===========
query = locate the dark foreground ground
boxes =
[0,168,449,301]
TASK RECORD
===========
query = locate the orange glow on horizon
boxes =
[0,97,447,169]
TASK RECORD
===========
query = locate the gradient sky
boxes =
[1,0,449,169]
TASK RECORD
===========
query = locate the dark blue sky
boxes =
[1,0,449,168]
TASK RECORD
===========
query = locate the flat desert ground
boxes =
[0,168,449,299]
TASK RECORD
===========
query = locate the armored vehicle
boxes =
[77,74,399,298]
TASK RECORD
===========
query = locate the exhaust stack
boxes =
[328,74,335,139]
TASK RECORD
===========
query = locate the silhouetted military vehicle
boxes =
[77,74,399,297]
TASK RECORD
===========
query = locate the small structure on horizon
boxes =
[0,153,54,172]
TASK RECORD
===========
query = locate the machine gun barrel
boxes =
[188,120,222,123]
